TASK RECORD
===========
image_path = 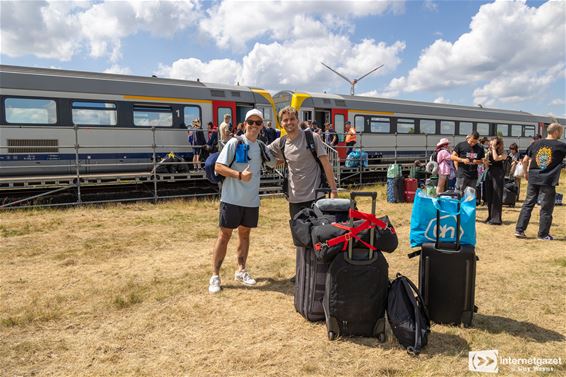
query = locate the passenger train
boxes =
[0,65,276,176]
[1,65,564,177]
[273,91,565,161]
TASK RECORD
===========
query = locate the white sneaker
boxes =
[234,270,256,286]
[208,275,221,293]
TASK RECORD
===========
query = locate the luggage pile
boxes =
[409,190,479,327]
[386,164,423,203]
[291,190,432,355]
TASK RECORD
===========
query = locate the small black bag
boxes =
[289,199,351,248]
[387,273,430,355]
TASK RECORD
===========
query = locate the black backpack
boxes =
[280,130,328,198]
[387,273,430,355]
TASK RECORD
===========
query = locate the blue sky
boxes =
[1,0,564,117]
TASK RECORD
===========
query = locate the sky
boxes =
[1,0,565,117]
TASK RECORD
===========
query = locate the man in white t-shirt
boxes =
[208,109,275,293]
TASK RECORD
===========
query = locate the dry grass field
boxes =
[1,178,565,377]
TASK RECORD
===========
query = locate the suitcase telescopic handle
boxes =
[435,195,461,250]
[349,191,377,259]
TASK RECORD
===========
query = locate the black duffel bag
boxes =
[312,215,398,262]
[290,198,351,248]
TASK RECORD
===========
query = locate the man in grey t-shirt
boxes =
[268,106,338,218]
[208,109,275,294]
[268,106,337,283]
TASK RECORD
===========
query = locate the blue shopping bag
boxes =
[409,189,476,247]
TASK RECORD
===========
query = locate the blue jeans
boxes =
[515,183,556,238]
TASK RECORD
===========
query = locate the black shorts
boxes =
[219,202,259,229]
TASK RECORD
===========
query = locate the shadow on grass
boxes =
[224,277,294,296]
[474,314,565,343]
[333,331,469,356]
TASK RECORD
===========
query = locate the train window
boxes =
[184,106,201,126]
[397,118,415,134]
[524,125,535,137]
[476,122,490,136]
[440,121,455,135]
[459,122,473,136]
[261,106,273,123]
[217,107,232,123]
[496,124,509,137]
[133,105,172,127]
[510,125,522,137]
[72,101,117,126]
[354,115,364,132]
[370,117,390,133]
[5,98,57,124]
[420,119,436,134]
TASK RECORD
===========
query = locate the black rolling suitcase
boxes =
[294,189,350,322]
[409,192,478,327]
[323,192,389,341]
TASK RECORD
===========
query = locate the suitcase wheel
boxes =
[377,333,386,343]
[328,331,337,341]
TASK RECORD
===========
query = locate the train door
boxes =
[314,110,330,127]
[236,104,253,124]
[212,101,236,129]
[331,108,348,160]
[300,108,314,123]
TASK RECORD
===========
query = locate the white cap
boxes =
[245,109,263,121]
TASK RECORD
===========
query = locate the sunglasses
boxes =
[246,119,263,126]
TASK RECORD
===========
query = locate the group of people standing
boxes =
[437,126,565,239]
[187,114,279,170]
[206,110,564,293]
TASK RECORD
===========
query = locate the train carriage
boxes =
[0,65,277,176]
[273,90,565,163]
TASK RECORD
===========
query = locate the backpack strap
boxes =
[257,139,271,168]
[398,274,430,355]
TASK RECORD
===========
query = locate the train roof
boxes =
[274,90,564,124]
[0,65,271,105]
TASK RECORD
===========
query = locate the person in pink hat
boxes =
[436,138,454,195]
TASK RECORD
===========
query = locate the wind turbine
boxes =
[321,62,384,96]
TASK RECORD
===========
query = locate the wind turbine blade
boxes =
[321,62,353,85]
[355,64,384,82]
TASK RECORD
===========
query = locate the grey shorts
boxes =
[219,202,259,229]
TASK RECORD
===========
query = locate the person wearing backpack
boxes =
[208,109,276,294]
[267,106,338,218]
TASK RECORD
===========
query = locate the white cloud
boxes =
[156,58,242,85]
[424,0,438,12]
[473,63,564,106]
[198,0,404,50]
[386,0,566,107]
[157,35,405,92]
[551,98,566,106]
[433,96,451,104]
[103,65,133,75]
[0,0,201,61]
